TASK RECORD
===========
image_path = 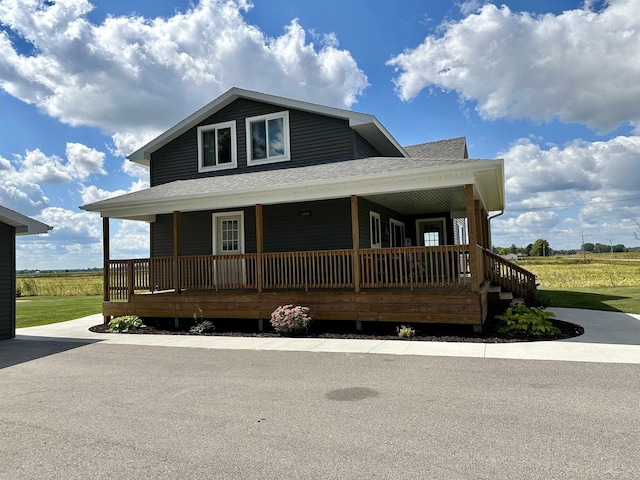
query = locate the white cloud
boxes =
[0,0,368,140]
[0,154,50,215]
[13,142,105,184]
[491,134,640,248]
[503,135,640,215]
[388,0,640,131]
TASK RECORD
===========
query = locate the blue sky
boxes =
[1,0,639,269]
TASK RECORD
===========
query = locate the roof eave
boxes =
[82,160,501,220]
[127,87,408,164]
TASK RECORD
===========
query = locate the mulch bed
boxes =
[89,317,584,343]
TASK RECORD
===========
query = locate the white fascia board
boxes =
[0,206,52,235]
[95,162,497,220]
[473,159,504,211]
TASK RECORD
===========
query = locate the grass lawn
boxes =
[539,287,640,314]
[16,295,103,328]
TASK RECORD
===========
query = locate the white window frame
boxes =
[389,219,405,248]
[197,121,237,172]
[415,217,447,247]
[212,211,245,255]
[370,211,382,248]
[245,111,291,166]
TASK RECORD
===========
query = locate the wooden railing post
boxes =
[465,185,480,292]
[173,211,181,293]
[102,217,110,303]
[351,195,361,293]
[127,259,135,300]
[256,204,263,293]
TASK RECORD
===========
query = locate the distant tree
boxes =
[524,243,533,256]
[594,243,609,253]
[582,242,595,252]
[612,244,626,253]
[530,239,550,257]
[509,243,517,254]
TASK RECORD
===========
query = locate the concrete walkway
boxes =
[15,307,640,364]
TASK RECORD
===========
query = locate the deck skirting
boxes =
[104,286,489,326]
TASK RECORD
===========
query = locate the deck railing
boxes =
[359,246,471,288]
[105,245,520,301]
[480,247,538,299]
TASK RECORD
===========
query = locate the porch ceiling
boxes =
[363,187,467,216]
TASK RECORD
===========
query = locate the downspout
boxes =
[487,210,504,250]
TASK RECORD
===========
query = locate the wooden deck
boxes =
[104,285,490,325]
[102,245,534,326]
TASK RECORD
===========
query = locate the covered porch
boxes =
[98,185,537,327]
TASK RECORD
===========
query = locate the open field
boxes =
[17,271,102,297]
[16,295,102,328]
[518,257,640,314]
[518,258,640,289]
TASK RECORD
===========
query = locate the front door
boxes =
[213,212,245,286]
[416,217,448,282]
[416,218,447,246]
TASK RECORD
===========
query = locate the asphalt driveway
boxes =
[1,339,638,479]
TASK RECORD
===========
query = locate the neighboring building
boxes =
[81,88,536,329]
[501,253,518,261]
[0,205,51,340]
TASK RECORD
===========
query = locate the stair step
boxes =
[488,285,502,293]
[499,291,513,301]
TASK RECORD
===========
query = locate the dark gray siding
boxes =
[354,132,381,158]
[0,222,16,340]
[263,199,352,253]
[151,208,257,257]
[358,198,410,249]
[151,98,376,186]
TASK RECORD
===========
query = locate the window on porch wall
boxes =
[369,212,381,248]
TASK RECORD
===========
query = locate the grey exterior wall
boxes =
[151,208,257,257]
[357,198,409,249]
[150,197,455,258]
[263,199,352,253]
[151,199,352,257]
[150,98,382,186]
[0,222,16,340]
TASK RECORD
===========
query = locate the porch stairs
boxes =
[487,284,524,307]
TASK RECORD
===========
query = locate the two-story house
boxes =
[81,88,536,330]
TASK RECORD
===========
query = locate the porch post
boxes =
[465,185,480,292]
[475,201,483,250]
[173,211,181,293]
[102,217,110,324]
[256,204,263,293]
[351,195,361,293]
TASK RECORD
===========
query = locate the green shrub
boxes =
[108,315,145,333]
[396,324,415,339]
[496,305,561,336]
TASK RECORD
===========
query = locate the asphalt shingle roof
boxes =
[404,137,467,159]
[84,155,478,209]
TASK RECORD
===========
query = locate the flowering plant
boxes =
[270,304,312,336]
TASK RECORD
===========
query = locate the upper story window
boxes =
[197,121,237,172]
[246,111,291,166]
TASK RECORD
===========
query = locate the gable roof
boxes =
[128,87,408,165]
[81,156,504,220]
[0,205,52,235]
[404,137,468,159]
